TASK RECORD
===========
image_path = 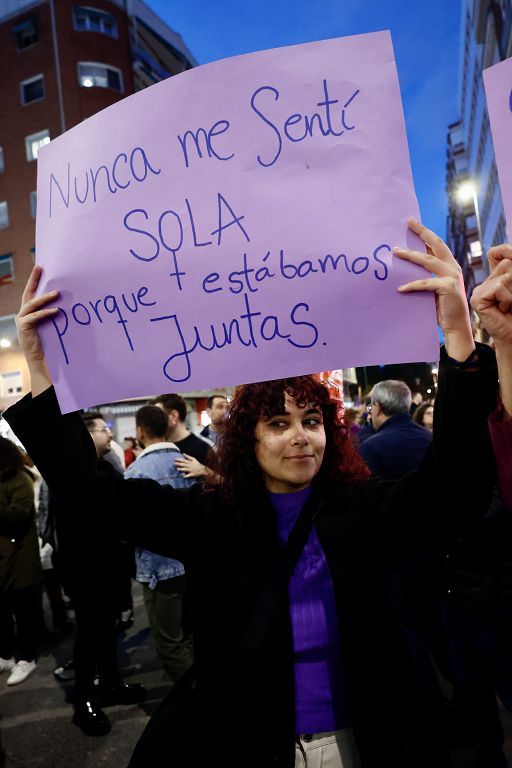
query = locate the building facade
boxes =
[446,0,511,299]
[0,0,196,410]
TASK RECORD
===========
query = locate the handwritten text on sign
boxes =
[36,31,438,412]
[484,57,512,240]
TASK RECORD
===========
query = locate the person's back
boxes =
[359,379,432,480]
[125,406,194,683]
[126,445,191,490]
[360,414,432,480]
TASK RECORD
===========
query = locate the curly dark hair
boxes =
[0,437,25,480]
[215,375,370,506]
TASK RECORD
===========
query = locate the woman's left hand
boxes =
[393,217,475,362]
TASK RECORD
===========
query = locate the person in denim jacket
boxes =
[125,405,194,681]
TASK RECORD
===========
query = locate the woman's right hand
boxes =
[16,265,59,394]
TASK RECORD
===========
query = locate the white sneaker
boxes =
[7,660,36,686]
[0,657,15,673]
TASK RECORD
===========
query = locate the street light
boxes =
[0,338,11,349]
[431,365,438,391]
[455,180,488,274]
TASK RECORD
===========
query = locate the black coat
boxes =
[39,459,132,601]
[4,345,497,768]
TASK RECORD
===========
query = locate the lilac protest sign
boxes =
[484,57,512,237]
[36,30,438,412]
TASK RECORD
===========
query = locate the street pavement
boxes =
[0,583,170,768]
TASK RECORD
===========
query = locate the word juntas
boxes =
[47,79,360,218]
[50,286,320,381]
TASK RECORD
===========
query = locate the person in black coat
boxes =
[359,379,449,746]
[5,220,499,767]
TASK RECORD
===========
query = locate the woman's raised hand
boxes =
[393,218,475,362]
[16,265,59,395]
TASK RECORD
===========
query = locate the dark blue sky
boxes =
[148,0,462,240]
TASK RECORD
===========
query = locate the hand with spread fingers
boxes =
[16,265,60,396]
[393,217,475,362]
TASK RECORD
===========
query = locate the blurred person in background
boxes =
[0,437,42,686]
[126,405,194,681]
[123,437,140,469]
[412,403,434,432]
[410,391,423,416]
[200,394,228,445]
[153,394,211,466]
[359,380,432,480]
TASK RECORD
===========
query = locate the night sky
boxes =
[148,0,462,242]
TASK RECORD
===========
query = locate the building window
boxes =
[0,147,3,173]
[0,254,14,285]
[0,202,9,230]
[20,74,44,105]
[30,191,37,219]
[0,371,23,396]
[493,214,507,246]
[73,7,117,37]
[25,130,50,161]
[13,18,39,50]
[78,62,123,91]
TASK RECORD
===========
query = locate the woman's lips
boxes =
[285,455,314,461]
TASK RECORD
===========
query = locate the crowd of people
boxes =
[0,220,511,768]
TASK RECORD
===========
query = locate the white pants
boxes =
[295,728,361,768]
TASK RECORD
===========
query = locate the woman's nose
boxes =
[291,425,309,444]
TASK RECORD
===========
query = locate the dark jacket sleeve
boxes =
[350,343,498,561]
[3,388,201,564]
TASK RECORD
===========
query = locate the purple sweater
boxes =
[269,487,350,734]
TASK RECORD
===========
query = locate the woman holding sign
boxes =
[2,219,499,768]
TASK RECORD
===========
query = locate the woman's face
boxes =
[422,406,434,431]
[254,394,326,493]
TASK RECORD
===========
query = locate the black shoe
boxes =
[54,659,75,681]
[99,682,147,706]
[73,699,111,736]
